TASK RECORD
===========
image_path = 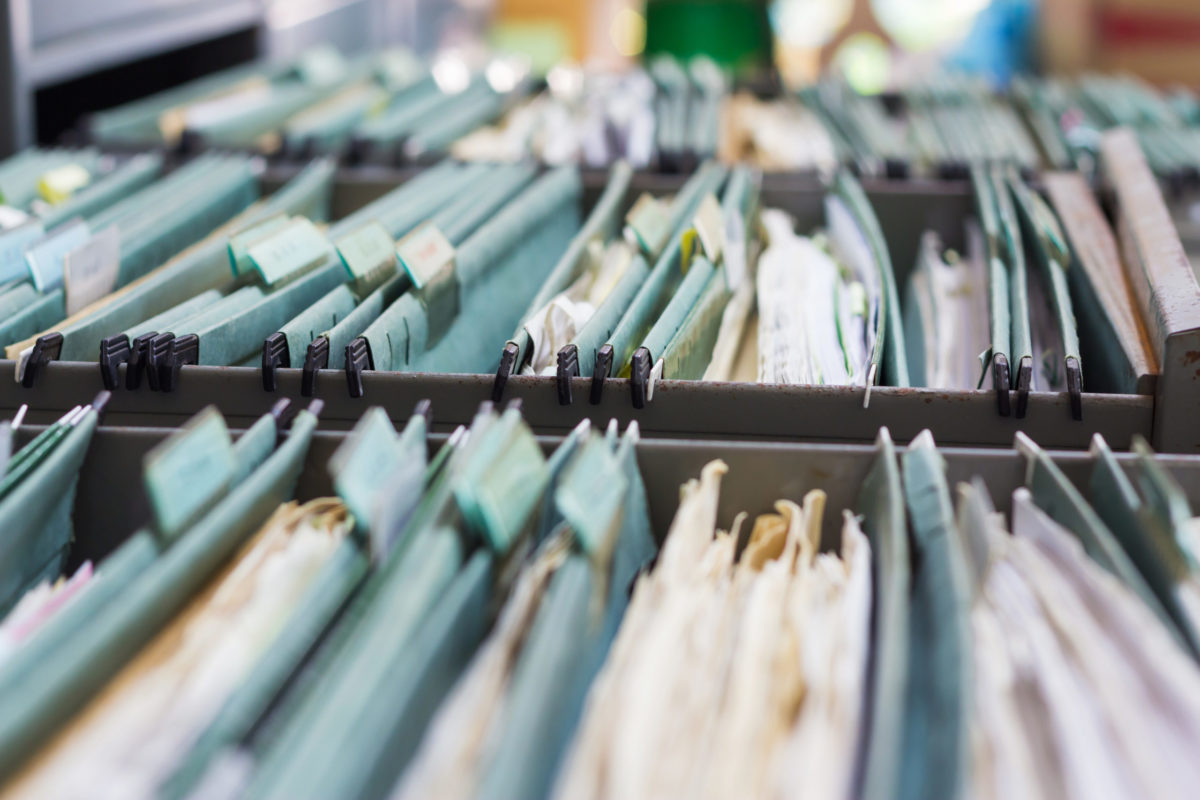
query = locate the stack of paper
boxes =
[554,459,871,800]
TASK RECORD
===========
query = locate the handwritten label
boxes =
[228,214,289,276]
[64,226,121,315]
[396,222,456,290]
[336,221,397,281]
[25,219,90,293]
[143,407,236,542]
[624,193,671,256]
[247,218,334,286]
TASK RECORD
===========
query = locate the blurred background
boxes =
[0,0,1196,155]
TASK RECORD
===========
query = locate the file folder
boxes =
[1043,171,1157,397]
[345,167,581,395]
[897,432,971,800]
[1007,168,1084,418]
[629,166,759,406]
[589,161,727,400]
[0,402,100,616]
[1089,435,1200,656]
[0,402,321,781]
[853,429,910,800]
[496,160,634,395]
[292,161,535,393]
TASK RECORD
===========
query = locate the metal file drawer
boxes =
[5,169,1164,450]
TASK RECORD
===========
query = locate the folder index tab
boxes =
[336,220,397,284]
[25,219,89,293]
[624,193,671,256]
[228,214,289,276]
[247,218,333,286]
[142,407,236,543]
[396,221,455,290]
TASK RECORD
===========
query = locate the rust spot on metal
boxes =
[1185,351,1200,366]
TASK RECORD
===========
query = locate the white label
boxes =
[64,226,122,315]
[396,222,456,289]
[25,219,90,293]
[724,211,747,290]
[0,206,30,231]
[692,193,724,264]
[649,357,664,402]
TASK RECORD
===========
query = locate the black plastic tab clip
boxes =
[556,345,579,406]
[590,344,614,405]
[1066,356,1083,421]
[302,336,330,398]
[492,341,519,404]
[1014,355,1033,419]
[145,333,174,392]
[269,397,297,438]
[630,347,652,409]
[125,332,158,390]
[98,334,132,391]
[148,333,199,392]
[345,336,374,399]
[262,332,290,392]
[20,332,64,388]
[993,354,1011,417]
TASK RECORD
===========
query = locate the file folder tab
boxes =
[228,214,289,277]
[453,409,549,553]
[0,223,46,283]
[329,406,403,537]
[624,193,671,256]
[555,436,628,557]
[336,221,397,284]
[63,225,120,315]
[247,218,333,286]
[396,221,455,290]
[142,406,236,542]
[25,219,89,293]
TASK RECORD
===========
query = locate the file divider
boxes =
[1101,129,1200,452]
[0,361,1154,450]
[23,423,1200,578]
